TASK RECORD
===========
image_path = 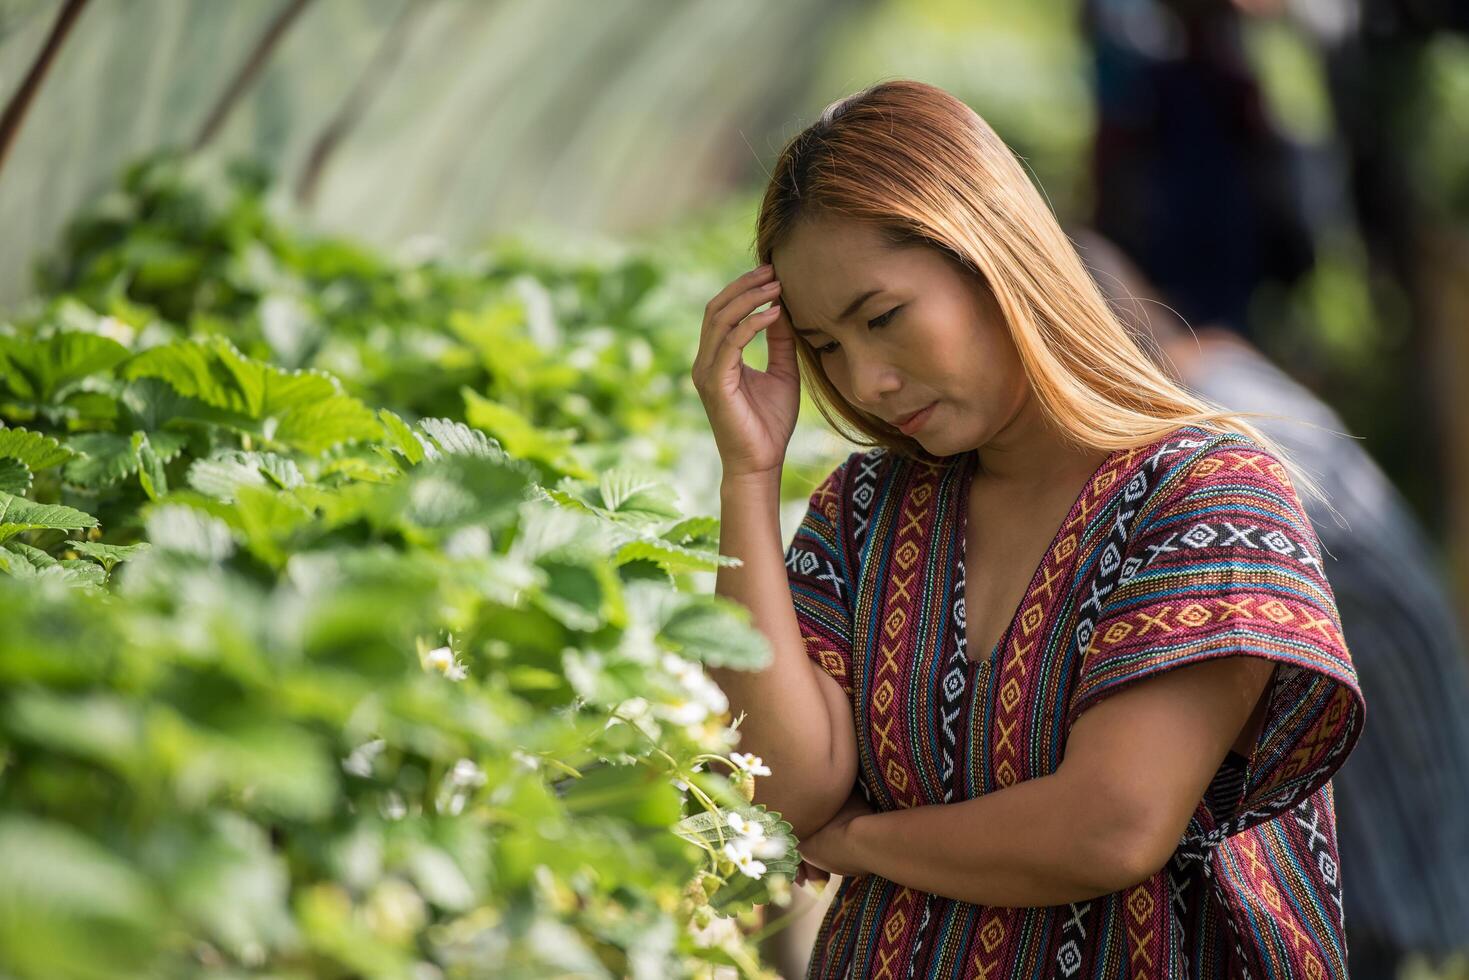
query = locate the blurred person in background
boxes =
[1080,0,1319,339]
[1082,0,1469,610]
[1077,230,1469,980]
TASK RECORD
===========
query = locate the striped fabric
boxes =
[783,424,1365,979]
[1187,341,1469,957]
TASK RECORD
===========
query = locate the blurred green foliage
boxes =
[0,152,807,979]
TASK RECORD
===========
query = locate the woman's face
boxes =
[770,215,1030,457]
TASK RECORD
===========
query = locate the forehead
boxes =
[772,216,892,287]
[771,217,907,333]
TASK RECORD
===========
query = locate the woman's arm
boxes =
[705,469,859,840]
[807,654,1274,906]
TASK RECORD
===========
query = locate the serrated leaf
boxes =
[188,451,269,501]
[671,804,799,915]
[257,453,303,490]
[119,376,243,432]
[378,409,424,465]
[418,417,505,460]
[132,432,167,500]
[598,469,682,520]
[661,515,720,545]
[0,491,99,543]
[267,394,381,454]
[69,540,150,572]
[0,425,74,470]
[0,331,131,402]
[0,457,32,494]
[122,337,376,452]
[613,537,737,573]
[147,429,190,462]
[0,542,107,589]
[462,387,590,478]
[143,504,234,560]
[658,594,772,669]
[64,432,138,487]
[122,336,324,416]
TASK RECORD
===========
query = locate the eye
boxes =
[868,306,900,329]
[814,306,900,357]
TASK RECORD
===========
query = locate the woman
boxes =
[693,80,1364,979]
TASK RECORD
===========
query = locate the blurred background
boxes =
[3,1,1467,977]
[4,0,1467,596]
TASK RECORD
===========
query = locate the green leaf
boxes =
[0,815,163,949]
[612,536,737,573]
[64,432,138,487]
[560,761,684,827]
[0,331,131,402]
[661,515,720,546]
[0,425,74,470]
[143,504,234,560]
[599,468,682,519]
[187,451,269,501]
[69,540,150,572]
[671,804,799,915]
[131,432,167,500]
[0,542,106,589]
[418,417,505,460]
[378,408,424,465]
[121,337,380,451]
[5,690,145,774]
[658,593,772,669]
[267,394,382,454]
[0,492,99,543]
[462,387,590,478]
[0,458,32,495]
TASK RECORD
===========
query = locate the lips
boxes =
[890,402,936,433]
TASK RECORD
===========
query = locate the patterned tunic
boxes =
[783,424,1365,979]
[1188,342,1469,955]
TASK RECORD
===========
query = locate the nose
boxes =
[845,350,902,409]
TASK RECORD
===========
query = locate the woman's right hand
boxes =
[690,264,800,480]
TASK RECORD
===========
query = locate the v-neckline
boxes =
[955,445,1122,670]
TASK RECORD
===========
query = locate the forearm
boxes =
[706,470,846,836]
[845,771,1140,907]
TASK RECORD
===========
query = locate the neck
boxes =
[972,392,1101,490]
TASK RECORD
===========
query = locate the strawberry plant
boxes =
[0,154,804,979]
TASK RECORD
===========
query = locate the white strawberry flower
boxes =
[729,752,772,777]
[726,811,764,839]
[341,737,386,777]
[662,652,696,680]
[722,839,767,880]
[423,644,469,681]
[751,836,788,860]
[448,758,486,787]
[689,674,728,715]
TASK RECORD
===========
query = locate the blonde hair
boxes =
[753,79,1329,512]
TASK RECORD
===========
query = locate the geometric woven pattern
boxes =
[785,424,1365,979]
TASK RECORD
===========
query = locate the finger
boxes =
[711,303,780,379]
[763,305,800,382]
[703,265,776,337]
[699,277,783,366]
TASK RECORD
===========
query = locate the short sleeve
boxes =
[784,452,862,697]
[1068,439,1366,835]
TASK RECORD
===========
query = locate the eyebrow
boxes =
[792,288,884,338]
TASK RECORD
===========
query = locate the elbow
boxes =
[1101,825,1178,893]
[753,769,851,841]
[1076,792,1181,895]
